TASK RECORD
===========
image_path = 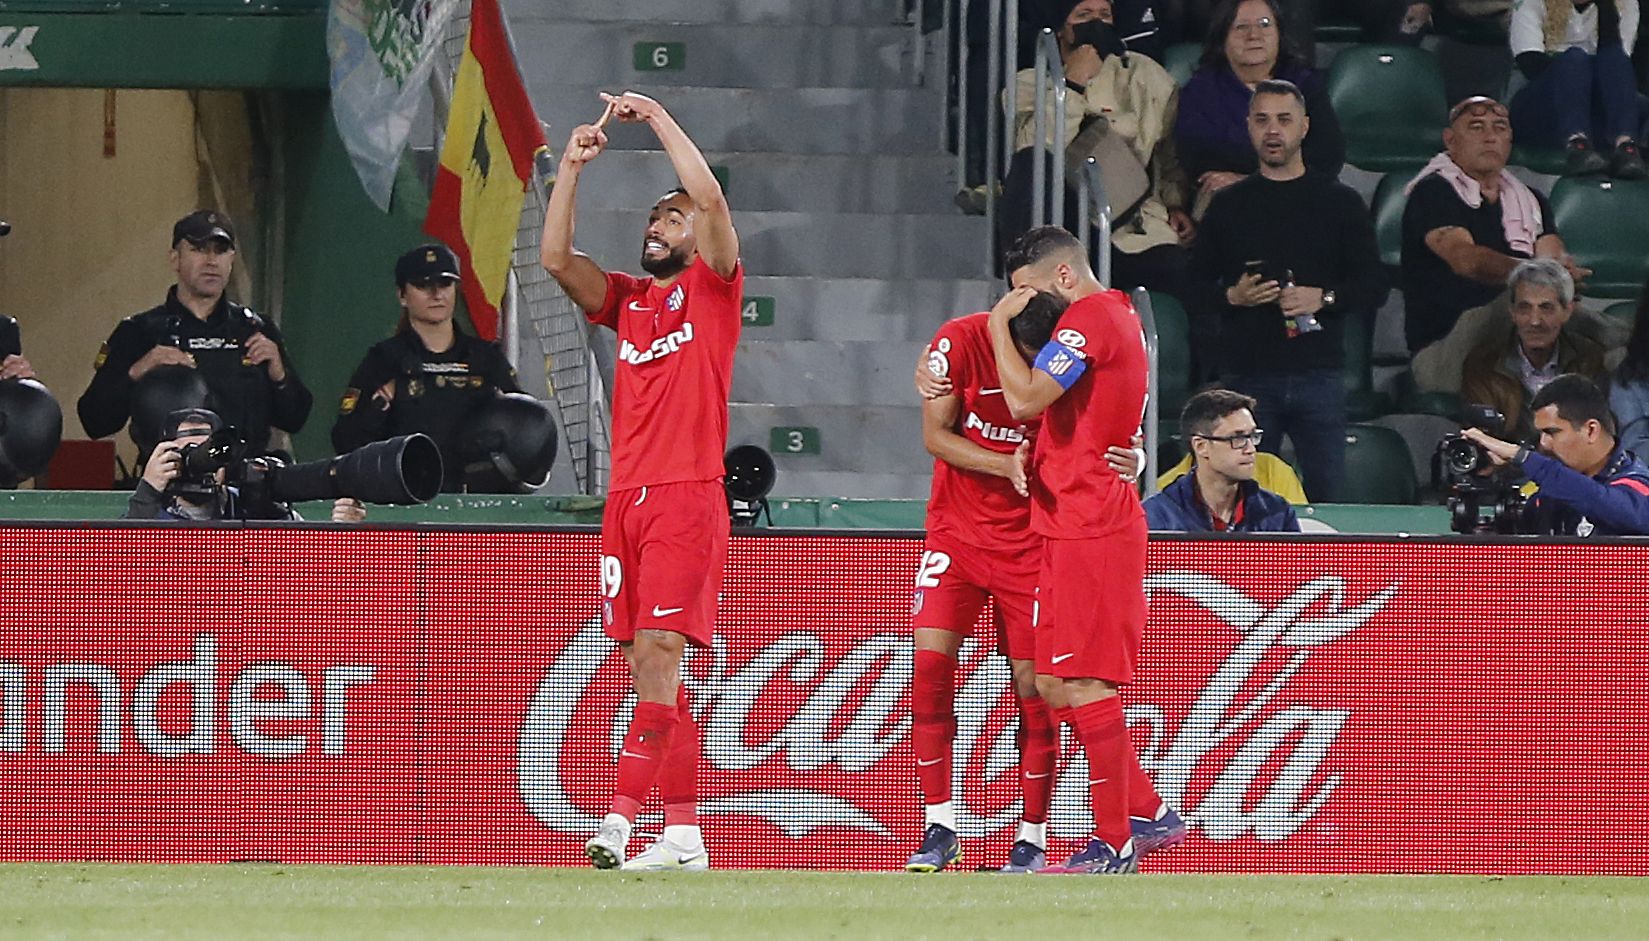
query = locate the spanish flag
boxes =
[424,0,548,341]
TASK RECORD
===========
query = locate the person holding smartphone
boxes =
[1189,79,1387,502]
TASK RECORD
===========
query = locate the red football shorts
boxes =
[1034,521,1147,682]
[600,479,729,649]
[911,531,1040,661]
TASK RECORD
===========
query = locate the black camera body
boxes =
[1433,405,1530,534]
[166,429,442,519]
[168,428,247,501]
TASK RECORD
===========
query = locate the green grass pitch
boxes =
[1,865,1644,940]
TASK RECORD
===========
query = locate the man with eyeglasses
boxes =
[1143,389,1300,531]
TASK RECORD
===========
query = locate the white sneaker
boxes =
[620,837,710,871]
[585,814,631,870]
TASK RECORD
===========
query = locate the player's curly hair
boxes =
[1009,291,1068,352]
[1003,226,1084,276]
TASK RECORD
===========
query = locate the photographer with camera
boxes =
[1459,374,1649,536]
[79,210,313,460]
[126,408,369,523]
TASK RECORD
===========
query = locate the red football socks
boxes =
[1126,737,1164,819]
[658,686,700,828]
[910,649,958,806]
[1017,694,1057,825]
[1070,696,1131,851]
[610,699,678,822]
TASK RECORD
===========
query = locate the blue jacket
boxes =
[1523,445,1649,536]
[1143,473,1301,533]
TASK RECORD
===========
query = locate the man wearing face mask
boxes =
[1001,0,1197,322]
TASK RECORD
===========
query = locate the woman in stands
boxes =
[1508,0,1645,180]
[1610,277,1649,456]
[1172,0,1344,214]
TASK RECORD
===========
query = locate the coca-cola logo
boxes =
[516,574,1398,843]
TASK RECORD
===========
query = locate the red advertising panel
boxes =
[0,526,1644,874]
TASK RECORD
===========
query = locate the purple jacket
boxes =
[1173,63,1345,182]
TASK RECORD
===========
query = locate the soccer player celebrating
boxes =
[989,226,1184,874]
[905,294,1064,874]
[906,298,1149,873]
[540,91,741,872]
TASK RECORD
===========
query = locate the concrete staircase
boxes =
[509,0,995,499]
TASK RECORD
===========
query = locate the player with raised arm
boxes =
[989,226,1184,874]
[540,91,741,872]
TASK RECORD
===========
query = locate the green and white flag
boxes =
[327,0,461,211]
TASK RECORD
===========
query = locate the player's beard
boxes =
[640,243,690,278]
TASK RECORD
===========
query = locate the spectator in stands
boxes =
[1461,372,1649,535]
[1000,0,1198,313]
[78,210,312,460]
[1609,276,1649,455]
[1402,97,1606,392]
[1144,389,1302,530]
[0,316,33,381]
[1021,1,1172,63]
[1173,0,1344,216]
[1190,79,1387,501]
[1509,0,1645,179]
[1460,258,1612,440]
[1155,434,1308,502]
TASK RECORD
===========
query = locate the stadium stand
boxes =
[1549,178,1649,300]
[1326,45,1450,172]
[1339,422,1419,504]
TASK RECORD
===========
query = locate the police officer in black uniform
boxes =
[332,243,521,492]
[77,209,313,458]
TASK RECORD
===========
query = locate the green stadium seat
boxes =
[1340,423,1419,504]
[1163,42,1201,86]
[1327,46,1449,172]
[1602,299,1638,335]
[1550,178,1649,299]
[1509,143,1566,176]
[1313,20,1364,44]
[1371,168,1424,269]
[1146,291,1191,416]
[1155,418,1187,470]
[1343,308,1395,421]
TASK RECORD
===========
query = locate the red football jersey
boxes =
[924,312,1039,551]
[586,256,743,491]
[1028,289,1148,539]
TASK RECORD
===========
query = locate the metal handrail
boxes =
[1131,287,1162,495]
[1077,156,1112,286]
[956,0,971,202]
[1030,28,1065,230]
[1003,0,1018,175]
[984,0,1003,275]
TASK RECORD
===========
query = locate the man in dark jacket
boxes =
[78,210,312,459]
[1461,373,1649,536]
[1144,388,1301,531]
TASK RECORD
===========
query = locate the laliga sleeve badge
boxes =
[339,388,361,415]
[93,343,109,370]
[912,590,925,616]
